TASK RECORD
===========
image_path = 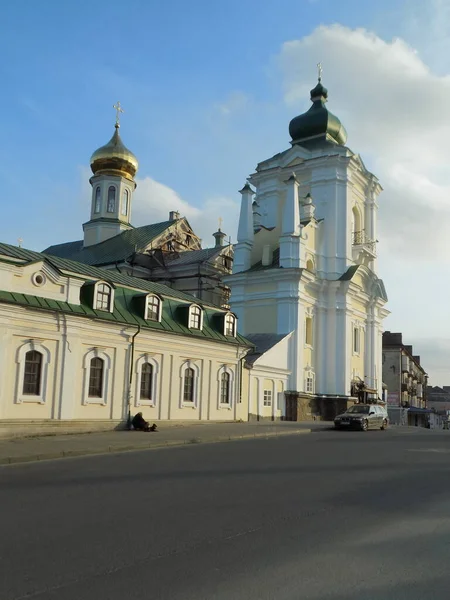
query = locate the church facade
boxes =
[226,76,389,420]
[44,117,233,309]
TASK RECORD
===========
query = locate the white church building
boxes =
[226,74,389,421]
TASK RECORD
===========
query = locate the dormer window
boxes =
[224,313,236,337]
[95,282,113,312]
[145,294,162,322]
[189,305,203,330]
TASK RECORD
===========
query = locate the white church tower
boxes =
[83,102,139,247]
[227,71,389,420]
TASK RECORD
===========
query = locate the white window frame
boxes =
[107,185,116,213]
[145,294,162,322]
[263,389,273,407]
[180,360,200,408]
[217,365,234,409]
[82,349,111,406]
[305,315,313,347]
[135,355,159,407]
[94,186,101,214]
[94,281,114,313]
[15,341,51,404]
[188,304,203,330]
[121,188,129,216]
[223,313,236,337]
[305,370,315,394]
[353,325,361,355]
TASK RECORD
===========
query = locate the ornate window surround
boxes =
[179,360,200,408]
[15,341,51,404]
[82,349,111,405]
[135,354,159,407]
[217,365,234,409]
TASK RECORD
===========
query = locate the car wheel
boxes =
[380,418,388,430]
[361,419,369,431]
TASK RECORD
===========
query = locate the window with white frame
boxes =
[180,361,200,407]
[82,349,111,405]
[263,390,272,406]
[353,326,360,354]
[15,342,51,404]
[107,186,116,212]
[135,355,159,406]
[146,295,161,321]
[23,350,43,395]
[121,189,129,216]
[189,305,202,330]
[224,313,236,337]
[305,371,315,393]
[220,372,230,404]
[305,316,313,346]
[95,283,113,312]
[94,186,101,214]
[88,357,104,398]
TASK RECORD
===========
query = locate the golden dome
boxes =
[90,125,139,181]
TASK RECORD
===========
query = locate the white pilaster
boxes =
[279,173,301,269]
[234,183,255,273]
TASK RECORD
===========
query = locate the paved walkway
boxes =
[0,421,324,465]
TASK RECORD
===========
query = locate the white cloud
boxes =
[132,176,239,246]
[278,25,450,384]
[214,91,250,116]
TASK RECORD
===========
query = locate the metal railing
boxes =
[352,230,377,255]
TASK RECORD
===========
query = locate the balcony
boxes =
[352,230,377,259]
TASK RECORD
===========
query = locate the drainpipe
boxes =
[127,324,141,429]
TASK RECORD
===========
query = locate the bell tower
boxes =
[83,102,139,247]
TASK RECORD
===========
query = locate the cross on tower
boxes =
[218,217,223,230]
[113,101,124,127]
[317,62,323,82]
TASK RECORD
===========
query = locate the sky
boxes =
[1,0,450,384]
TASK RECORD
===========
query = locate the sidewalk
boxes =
[0,421,324,466]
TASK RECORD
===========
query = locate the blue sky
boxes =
[2,0,450,383]
[1,0,411,248]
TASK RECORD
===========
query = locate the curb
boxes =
[0,428,311,466]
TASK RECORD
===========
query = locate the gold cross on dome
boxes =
[317,62,323,82]
[113,101,124,126]
[218,217,223,230]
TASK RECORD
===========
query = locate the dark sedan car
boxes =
[334,404,388,431]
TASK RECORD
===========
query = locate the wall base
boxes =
[284,393,355,422]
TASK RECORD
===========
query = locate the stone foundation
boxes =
[284,392,355,422]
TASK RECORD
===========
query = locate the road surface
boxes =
[1,426,450,599]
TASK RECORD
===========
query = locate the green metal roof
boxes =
[0,242,251,347]
[43,220,174,266]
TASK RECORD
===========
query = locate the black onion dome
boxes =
[289,79,347,146]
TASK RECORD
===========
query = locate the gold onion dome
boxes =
[90,124,139,181]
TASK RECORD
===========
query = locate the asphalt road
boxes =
[1,427,450,600]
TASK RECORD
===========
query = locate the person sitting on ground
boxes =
[131,412,157,432]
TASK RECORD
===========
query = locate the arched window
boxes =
[121,189,129,216]
[183,367,195,403]
[22,350,43,395]
[94,186,101,214]
[140,363,153,400]
[189,305,202,329]
[306,259,314,272]
[107,186,116,213]
[146,295,161,321]
[95,283,112,311]
[224,313,236,337]
[88,357,104,398]
[352,206,362,244]
[220,372,230,404]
